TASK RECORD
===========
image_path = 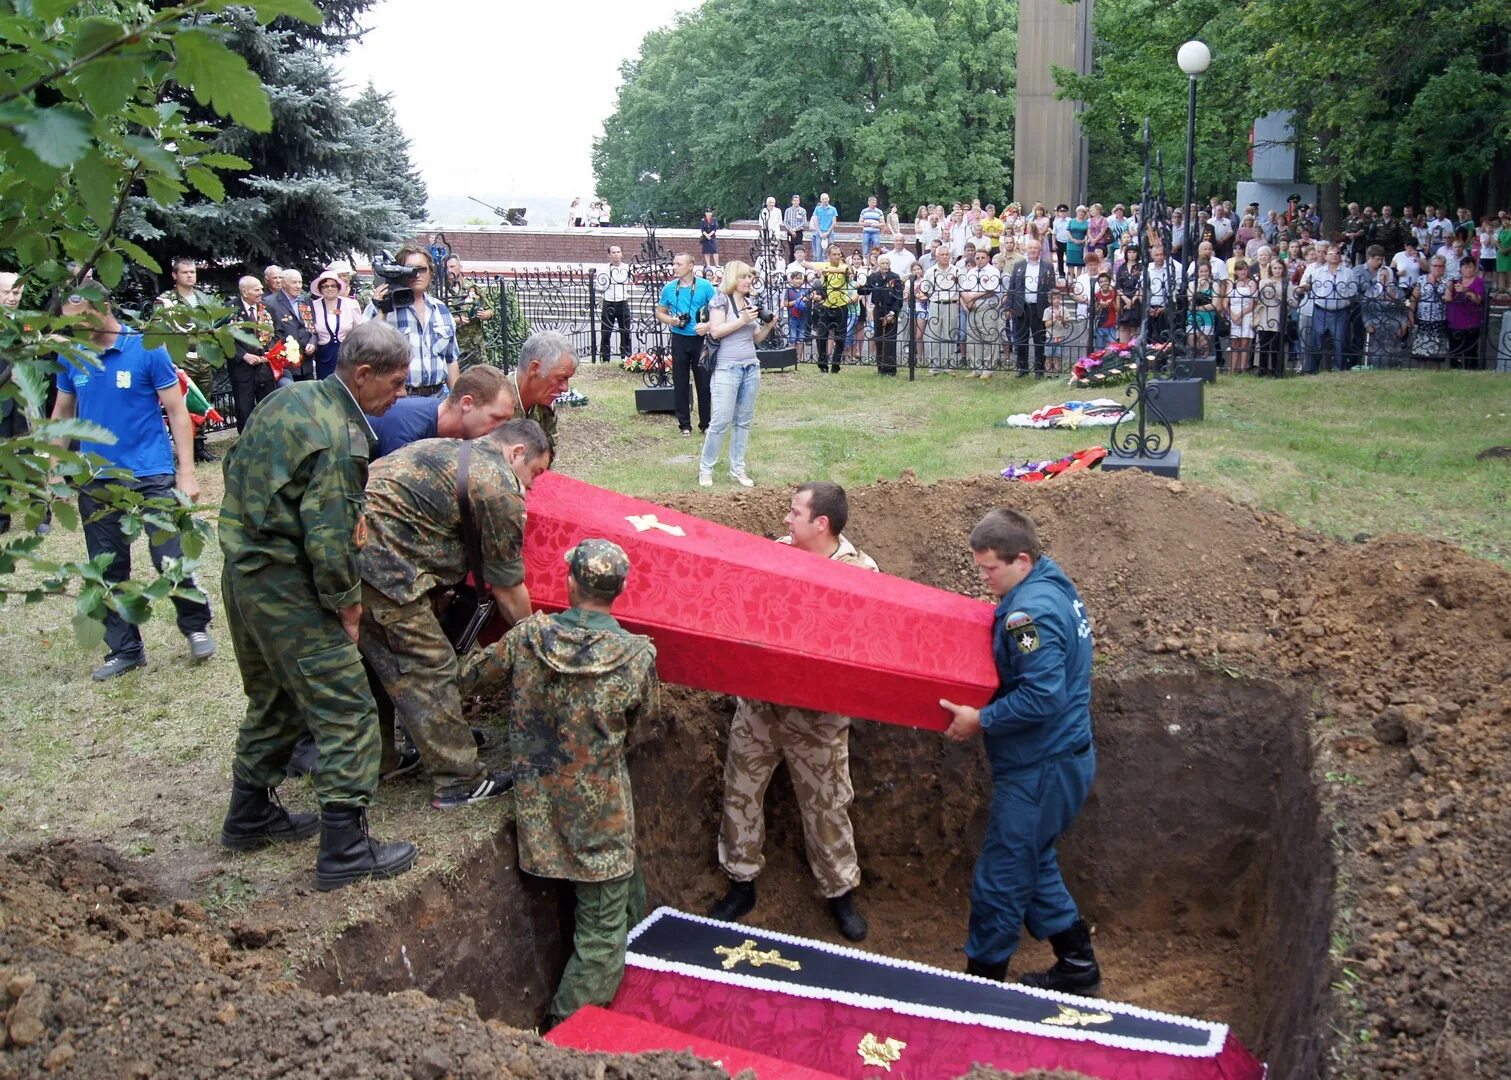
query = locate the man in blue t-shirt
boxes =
[811,193,839,258]
[365,363,516,457]
[655,252,717,437]
[52,291,215,680]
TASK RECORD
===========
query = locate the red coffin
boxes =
[516,472,997,731]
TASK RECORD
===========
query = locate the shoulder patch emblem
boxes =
[353,514,368,549]
[1013,622,1040,653]
[1004,610,1034,629]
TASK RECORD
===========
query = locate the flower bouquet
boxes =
[1069,342,1140,389]
[263,334,302,382]
[621,351,655,373]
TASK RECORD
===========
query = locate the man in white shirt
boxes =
[921,244,961,373]
[1188,239,1227,283]
[759,196,784,240]
[1006,238,1056,378]
[960,249,1003,375]
[884,235,915,278]
[1298,246,1351,373]
[597,245,633,363]
[917,211,943,256]
[1145,242,1183,349]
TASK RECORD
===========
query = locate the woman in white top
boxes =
[568,197,583,228]
[699,260,776,487]
[1224,259,1257,373]
[887,204,903,244]
[1253,258,1287,377]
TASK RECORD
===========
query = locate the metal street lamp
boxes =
[1177,40,1210,281]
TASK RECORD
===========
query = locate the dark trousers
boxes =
[967,746,1096,965]
[227,358,276,434]
[599,300,631,363]
[1255,328,1284,377]
[1054,246,1066,276]
[671,333,711,432]
[812,307,846,372]
[1449,327,1483,369]
[80,475,212,661]
[1146,307,1176,358]
[786,231,803,263]
[873,311,899,374]
[1305,307,1350,373]
[1015,303,1047,374]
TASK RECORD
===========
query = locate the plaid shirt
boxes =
[363,295,458,387]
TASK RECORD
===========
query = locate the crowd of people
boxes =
[567,197,614,228]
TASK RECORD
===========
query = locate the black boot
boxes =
[285,730,320,778]
[965,956,1009,982]
[1019,918,1101,995]
[194,434,217,463]
[315,806,417,892]
[708,879,756,923]
[219,777,319,851]
[828,890,868,942]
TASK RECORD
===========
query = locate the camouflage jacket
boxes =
[360,437,526,605]
[462,608,659,882]
[508,368,558,458]
[443,275,487,355]
[218,376,376,611]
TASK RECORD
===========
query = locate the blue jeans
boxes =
[812,231,834,258]
[699,361,760,474]
[1094,326,1116,350]
[966,745,1096,966]
[861,229,881,258]
[1307,306,1350,373]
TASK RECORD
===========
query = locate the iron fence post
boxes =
[587,270,599,363]
[907,278,917,381]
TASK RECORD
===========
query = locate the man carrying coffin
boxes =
[709,482,877,941]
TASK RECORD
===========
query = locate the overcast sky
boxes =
[336,0,697,202]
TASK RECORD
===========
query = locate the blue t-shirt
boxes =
[860,206,884,232]
[658,277,717,337]
[366,395,441,458]
[814,204,838,234]
[55,329,179,477]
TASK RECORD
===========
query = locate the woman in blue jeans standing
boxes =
[699,260,776,487]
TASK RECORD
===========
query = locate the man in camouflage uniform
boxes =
[358,418,553,809]
[154,256,217,462]
[1342,202,1369,265]
[443,255,493,366]
[508,330,578,460]
[709,481,877,942]
[460,539,659,1028]
[217,320,418,892]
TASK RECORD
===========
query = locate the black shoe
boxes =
[828,890,868,942]
[471,726,489,750]
[1016,369,1030,378]
[315,806,417,891]
[220,778,319,852]
[286,731,320,778]
[381,744,422,781]
[1019,918,1101,995]
[431,771,513,809]
[966,956,1009,982]
[91,652,147,681]
[708,879,756,923]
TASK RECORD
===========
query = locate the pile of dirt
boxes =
[0,844,725,1079]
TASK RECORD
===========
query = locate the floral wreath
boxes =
[1002,446,1108,482]
[621,351,656,372]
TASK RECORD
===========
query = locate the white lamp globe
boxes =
[1177,40,1212,76]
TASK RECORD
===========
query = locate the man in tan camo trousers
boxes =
[709,481,876,942]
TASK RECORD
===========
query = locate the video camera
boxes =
[372,252,425,311]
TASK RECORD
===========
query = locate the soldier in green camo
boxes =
[153,256,218,462]
[460,538,659,1027]
[358,418,553,809]
[216,320,419,892]
[442,255,493,365]
[507,330,579,460]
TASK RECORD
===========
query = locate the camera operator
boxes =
[655,252,717,438]
[364,245,459,396]
[597,245,632,364]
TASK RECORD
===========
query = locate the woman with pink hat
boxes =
[310,268,364,379]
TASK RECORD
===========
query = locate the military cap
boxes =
[565,538,630,596]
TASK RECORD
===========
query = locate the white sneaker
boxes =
[730,470,754,488]
[698,470,713,487]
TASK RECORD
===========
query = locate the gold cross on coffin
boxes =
[857,1032,907,1071]
[713,939,802,972]
[1042,1003,1114,1028]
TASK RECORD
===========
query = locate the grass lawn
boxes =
[0,360,1504,928]
[561,363,1511,564]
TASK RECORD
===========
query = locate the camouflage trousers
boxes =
[225,565,379,808]
[717,699,860,898]
[548,864,646,1026]
[179,351,212,401]
[357,585,484,798]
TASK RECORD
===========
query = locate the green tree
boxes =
[0,0,322,637]
[134,5,426,281]
[593,0,1017,224]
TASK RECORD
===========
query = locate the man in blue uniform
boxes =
[940,508,1100,995]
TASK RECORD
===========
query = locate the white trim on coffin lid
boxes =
[625,906,1231,1061]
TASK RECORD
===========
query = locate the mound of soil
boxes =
[3,468,1508,1078]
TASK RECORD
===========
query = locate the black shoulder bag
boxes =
[698,290,722,374]
[437,440,497,654]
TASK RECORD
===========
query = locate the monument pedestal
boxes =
[1173,357,1217,383]
[634,386,675,414]
[1101,447,1182,478]
[1147,378,1204,423]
